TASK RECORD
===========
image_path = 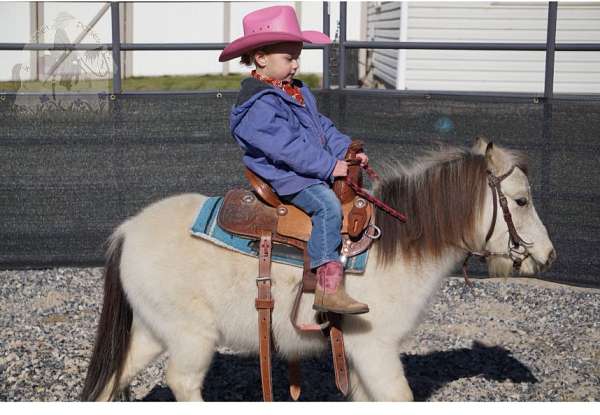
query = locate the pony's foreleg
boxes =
[348,346,414,401]
[347,366,372,401]
[96,318,164,401]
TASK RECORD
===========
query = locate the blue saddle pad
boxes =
[189,196,370,274]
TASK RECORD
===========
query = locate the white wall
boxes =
[0,2,35,81]
[402,1,600,93]
[130,1,363,77]
[0,1,112,82]
[132,1,226,76]
[0,1,364,82]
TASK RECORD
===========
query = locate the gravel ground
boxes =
[0,267,598,402]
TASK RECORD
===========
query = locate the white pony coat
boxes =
[85,141,555,401]
[115,192,456,401]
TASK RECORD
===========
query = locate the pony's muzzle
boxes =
[541,248,557,271]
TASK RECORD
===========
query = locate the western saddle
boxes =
[217,140,378,401]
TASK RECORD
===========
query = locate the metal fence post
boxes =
[339,1,347,90]
[541,2,558,212]
[322,1,330,90]
[544,2,557,100]
[111,2,122,95]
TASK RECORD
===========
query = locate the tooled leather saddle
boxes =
[217,140,377,401]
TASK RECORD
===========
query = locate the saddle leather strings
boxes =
[344,160,407,223]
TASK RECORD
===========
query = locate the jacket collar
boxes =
[236,76,306,108]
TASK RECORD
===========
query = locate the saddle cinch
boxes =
[217,140,378,401]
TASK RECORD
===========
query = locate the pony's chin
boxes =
[487,256,539,278]
[518,257,541,276]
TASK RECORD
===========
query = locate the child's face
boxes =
[254,42,303,82]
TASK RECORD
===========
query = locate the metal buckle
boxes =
[339,254,348,266]
[256,276,271,285]
[366,224,382,239]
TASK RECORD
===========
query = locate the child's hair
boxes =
[239,51,257,67]
[239,41,303,67]
[241,42,303,67]
[240,44,275,67]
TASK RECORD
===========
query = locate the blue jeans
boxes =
[280,183,343,269]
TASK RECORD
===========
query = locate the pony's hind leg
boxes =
[120,318,166,393]
[165,325,217,401]
[97,317,165,401]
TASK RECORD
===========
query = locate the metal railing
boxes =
[338,2,599,101]
[1,1,600,101]
[0,1,333,96]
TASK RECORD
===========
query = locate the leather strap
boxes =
[485,181,499,243]
[256,231,274,402]
[344,161,407,223]
[288,360,302,401]
[291,251,329,332]
[245,168,282,207]
[340,226,376,258]
[333,140,364,203]
[495,181,531,248]
[288,254,351,398]
[302,249,317,293]
[329,321,349,396]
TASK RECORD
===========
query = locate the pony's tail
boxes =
[81,232,132,401]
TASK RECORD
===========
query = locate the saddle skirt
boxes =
[189,195,370,273]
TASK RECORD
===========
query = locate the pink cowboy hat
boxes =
[218,5,331,62]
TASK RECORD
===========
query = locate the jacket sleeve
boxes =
[318,112,352,160]
[234,95,338,181]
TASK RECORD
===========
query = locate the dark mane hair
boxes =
[373,146,490,268]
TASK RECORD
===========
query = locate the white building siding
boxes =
[367,1,600,94]
[367,2,403,88]
[406,2,547,92]
[554,3,600,93]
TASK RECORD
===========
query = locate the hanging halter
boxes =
[462,166,533,285]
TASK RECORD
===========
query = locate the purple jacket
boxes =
[230,77,351,196]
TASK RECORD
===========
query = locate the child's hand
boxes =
[356,152,369,167]
[332,160,348,177]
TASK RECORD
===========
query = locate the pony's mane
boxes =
[372,144,527,268]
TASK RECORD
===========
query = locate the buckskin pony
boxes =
[81,138,556,401]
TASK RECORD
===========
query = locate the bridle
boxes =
[345,159,534,282]
[463,165,533,284]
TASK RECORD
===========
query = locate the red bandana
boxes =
[251,69,305,106]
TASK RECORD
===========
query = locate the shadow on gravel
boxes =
[141,351,345,402]
[402,340,538,401]
[140,340,537,402]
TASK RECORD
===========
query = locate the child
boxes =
[219,5,369,315]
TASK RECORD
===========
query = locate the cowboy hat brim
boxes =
[218,30,331,62]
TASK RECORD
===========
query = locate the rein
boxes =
[344,159,407,223]
[462,166,533,285]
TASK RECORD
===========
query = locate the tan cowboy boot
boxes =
[313,261,369,315]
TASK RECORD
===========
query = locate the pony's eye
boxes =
[515,197,528,207]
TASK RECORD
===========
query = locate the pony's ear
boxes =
[472,135,489,155]
[485,142,504,175]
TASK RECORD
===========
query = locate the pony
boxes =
[81,138,556,401]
